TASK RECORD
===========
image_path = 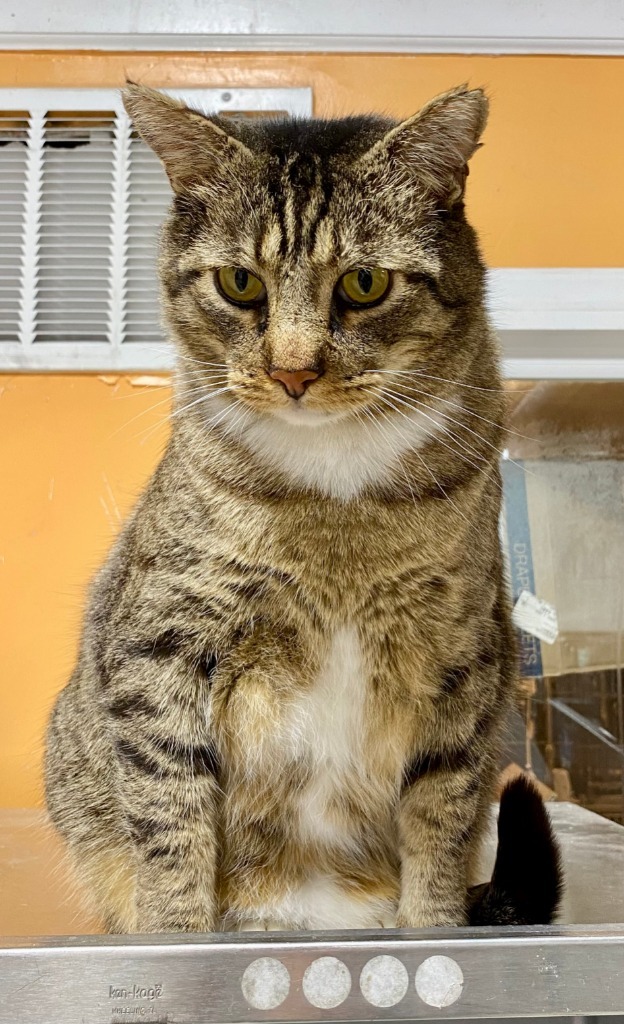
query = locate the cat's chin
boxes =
[270,405,354,428]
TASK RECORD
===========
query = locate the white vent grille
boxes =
[0,110,29,343]
[37,110,116,344]
[124,127,171,345]
[0,87,312,371]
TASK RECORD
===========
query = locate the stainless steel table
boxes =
[0,804,623,1023]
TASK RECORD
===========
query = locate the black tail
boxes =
[467,774,563,925]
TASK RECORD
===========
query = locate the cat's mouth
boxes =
[229,369,368,427]
[271,403,354,427]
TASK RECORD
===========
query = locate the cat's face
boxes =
[125,85,490,431]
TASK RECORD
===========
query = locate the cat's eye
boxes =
[337,268,391,307]
[216,267,266,306]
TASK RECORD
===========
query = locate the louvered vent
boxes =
[37,111,115,343]
[124,127,171,345]
[0,87,312,370]
[0,111,29,343]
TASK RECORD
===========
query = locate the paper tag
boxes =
[512,590,559,645]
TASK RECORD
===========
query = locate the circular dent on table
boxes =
[415,955,464,1008]
[360,954,409,1007]
[302,956,352,1009]
[241,957,290,1010]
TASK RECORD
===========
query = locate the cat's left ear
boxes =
[359,85,488,206]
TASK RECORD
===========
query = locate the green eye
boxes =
[338,268,390,306]
[216,267,266,305]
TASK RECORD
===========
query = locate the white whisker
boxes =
[111,371,230,399]
[174,375,231,389]
[386,377,539,443]
[171,385,239,421]
[175,354,230,370]
[357,406,421,513]
[363,368,529,395]
[376,384,533,475]
[374,385,487,464]
[362,387,483,473]
[204,396,246,433]
[114,381,230,437]
[367,401,470,526]
[108,391,174,440]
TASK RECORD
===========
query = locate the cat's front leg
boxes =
[396,747,492,928]
[120,757,220,933]
[108,661,221,933]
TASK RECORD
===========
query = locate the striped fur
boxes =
[45,84,518,933]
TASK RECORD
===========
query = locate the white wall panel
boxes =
[1,0,623,53]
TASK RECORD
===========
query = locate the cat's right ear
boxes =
[122,83,254,193]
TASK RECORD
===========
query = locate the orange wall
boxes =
[1,375,170,806]
[2,51,624,806]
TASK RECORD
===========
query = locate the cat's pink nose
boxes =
[269,367,319,399]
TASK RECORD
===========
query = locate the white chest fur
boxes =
[288,626,366,847]
[237,628,398,930]
[220,400,444,501]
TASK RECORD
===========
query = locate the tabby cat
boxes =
[45,83,560,933]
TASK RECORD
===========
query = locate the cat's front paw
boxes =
[396,906,466,929]
[239,919,289,932]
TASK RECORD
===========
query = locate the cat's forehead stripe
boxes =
[310,218,335,264]
[263,153,336,267]
[259,220,284,265]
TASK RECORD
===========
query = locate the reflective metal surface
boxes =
[0,803,623,1022]
[1,926,624,1023]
